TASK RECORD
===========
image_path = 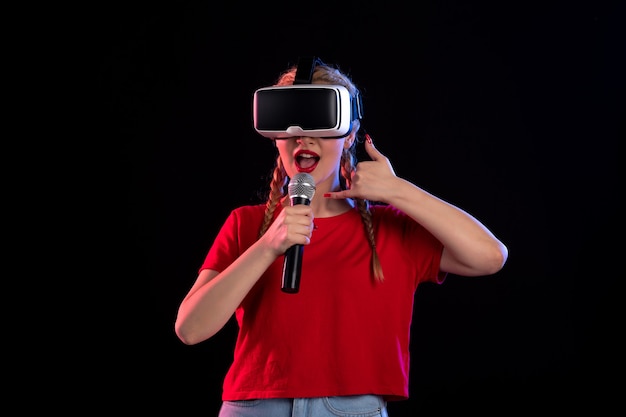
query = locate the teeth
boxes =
[300,154,314,158]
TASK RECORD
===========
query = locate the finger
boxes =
[364,133,385,161]
[323,190,352,200]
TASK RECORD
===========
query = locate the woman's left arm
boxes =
[326,136,508,276]
[382,177,508,276]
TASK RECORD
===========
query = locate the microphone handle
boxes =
[281,195,311,293]
[281,244,304,293]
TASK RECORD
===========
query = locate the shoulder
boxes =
[370,204,421,231]
[370,203,404,220]
[231,204,267,216]
[223,204,268,227]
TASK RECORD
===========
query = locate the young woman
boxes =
[175,60,508,417]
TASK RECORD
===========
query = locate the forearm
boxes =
[386,178,508,276]
[175,239,278,345]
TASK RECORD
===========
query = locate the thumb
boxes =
[364,133,384,160]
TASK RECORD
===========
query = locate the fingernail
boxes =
[365,134,372,144]
[323,193,331,198]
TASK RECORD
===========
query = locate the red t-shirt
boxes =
[200,204,446,401]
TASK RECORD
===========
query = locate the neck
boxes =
[281,194,355,218]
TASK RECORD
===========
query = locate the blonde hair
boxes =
[257,63,384,282]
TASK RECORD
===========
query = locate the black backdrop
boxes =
[122,1,624,414]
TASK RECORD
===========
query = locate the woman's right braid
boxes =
[258,156,287,238]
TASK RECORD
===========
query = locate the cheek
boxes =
[323,140,346,154]
[332,144,347,160]
[275,142,293,158]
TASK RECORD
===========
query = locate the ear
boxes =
[343,131,357,149]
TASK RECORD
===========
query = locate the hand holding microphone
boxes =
[281,173,316,293]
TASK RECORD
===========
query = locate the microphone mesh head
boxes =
[288,173,316,200]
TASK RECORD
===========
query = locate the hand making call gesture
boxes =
[324,134,399,204]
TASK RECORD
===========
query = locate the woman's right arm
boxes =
[174,204,314,345]
[174,239,278,345]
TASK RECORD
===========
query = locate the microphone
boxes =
[281,172,316,293]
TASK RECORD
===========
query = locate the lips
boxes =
[295,150,320,173]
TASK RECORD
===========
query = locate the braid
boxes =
[356,199,384,282]
[258,155,287,238]
[341,148,385,282]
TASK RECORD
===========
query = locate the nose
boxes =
[296,136,316,144]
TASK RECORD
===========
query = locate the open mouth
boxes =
[295,152,320,173]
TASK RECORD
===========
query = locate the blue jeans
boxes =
[218,395,388,417]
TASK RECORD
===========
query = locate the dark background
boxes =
[121,1,623,414]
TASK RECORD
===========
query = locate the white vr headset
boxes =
[252,57,363,139]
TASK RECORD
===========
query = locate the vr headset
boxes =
[253,57,363,139]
